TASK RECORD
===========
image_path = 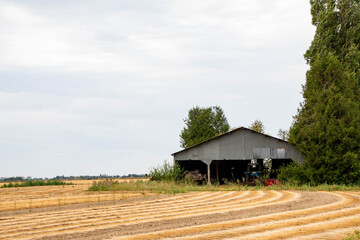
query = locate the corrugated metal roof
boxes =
[172,126,288,156]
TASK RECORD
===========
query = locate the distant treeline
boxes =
[1,179,74,188]
[0,174,147,182]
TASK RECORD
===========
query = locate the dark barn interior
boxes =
[177,158,293,184]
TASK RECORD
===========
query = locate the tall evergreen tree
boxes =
[180,106,230,148]
[288,0,360,184]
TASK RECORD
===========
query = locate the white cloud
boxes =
[0,0,314,177]
[0,1,313,75]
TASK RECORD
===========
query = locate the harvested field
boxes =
[0,189,359,239]
[0,179,150,212]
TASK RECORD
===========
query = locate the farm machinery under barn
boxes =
[244,159,263,185]
[185,169,206,183]
[244,159,280,186]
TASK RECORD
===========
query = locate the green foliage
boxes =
[88,179,120,191]
[343,230,360,240]
[180,106,230,148]
[278,162,312,185]
[149,160,186,182]
[249,119,265,133]
[183,174,195,185]
[288,0,360,185]
[1,180,74,188]
[277,129,289,141]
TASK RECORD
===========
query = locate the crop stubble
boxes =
[0,186,359,240]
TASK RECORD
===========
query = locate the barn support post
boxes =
[207,163,211,185]
[215,161,220,183]
[199,160,212,185]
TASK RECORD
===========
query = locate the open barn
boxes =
[172,127,304,184]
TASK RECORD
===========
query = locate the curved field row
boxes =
[113,191,360,240]
[0,184,151,212]
[1,190,295,239]
[0,192,145,212]
[0,190,359,239]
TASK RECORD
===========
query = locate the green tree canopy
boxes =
[277,129,289,141]
[287,0,360,185]
[249,120,265,133]
[180,106,230,148]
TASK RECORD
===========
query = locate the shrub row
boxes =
[1,180,74,188]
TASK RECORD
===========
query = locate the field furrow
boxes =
[112,192,354,240]
[0,185,359,240]
[0,191,237,230]
[1,191,276,238]
[163,195,360,240]
[1,191,294,239]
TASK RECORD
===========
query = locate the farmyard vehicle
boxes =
[244,159,263,185]
[185,169,206,183]
[244,159,281,186]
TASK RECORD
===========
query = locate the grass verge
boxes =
[88,179,360,194]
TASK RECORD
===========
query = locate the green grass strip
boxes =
[88,179,360,194]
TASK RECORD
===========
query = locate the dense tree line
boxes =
[280,0,360,185]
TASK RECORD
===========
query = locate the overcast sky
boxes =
[0,0,315,178]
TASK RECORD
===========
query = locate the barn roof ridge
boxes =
[171,126,288,156]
